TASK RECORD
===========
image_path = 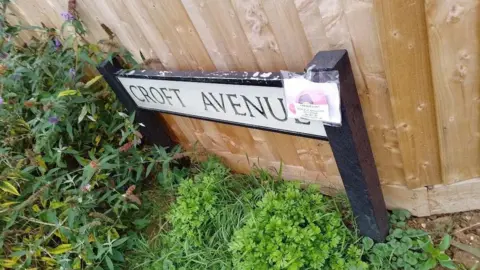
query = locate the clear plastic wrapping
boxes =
[281,68,341,127]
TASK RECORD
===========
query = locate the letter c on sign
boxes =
[129,85,146,102]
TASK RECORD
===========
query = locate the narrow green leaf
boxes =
[67,208,77,228]
[112,237,129,247]
[437,253,450,261]
[58,89,79,97]
[420,258,437,270]
[85,75,103,88]
[87,115,96,122]
[439,259,456,269]
[79,51,96,65]
[422,239,435,253]
[49,244,72,255]
[111,250,125,262]
[105,256,114,270]
[146,162,155,177]
[10,250,27,257]
[78,105,88,123]
[129,111,136,123]
[42,66,54,78]
[451,239,480,258]
[66,122,74,141]
[0,181,20,196]
[439,234,451,251]
[162,160,170,182]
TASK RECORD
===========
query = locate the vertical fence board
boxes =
[263,0,312,71]
[426,0,480,184]
[109,1,162,61]
[317,0,405,185]
[181,0,259,71]
[122,0,180,70]
[138,0,223,153]
[82,0,142,61]
[374,0,442,188]
[263,20,318,171]
[73,0,111,44]
[180,0,296,160]
[260,0,336,174]
[10,0,57,28]
[294,0,331,53]
[5,3,38,43]
[140,0,214,71]
[230,0,287,71]
[174,0,264,158]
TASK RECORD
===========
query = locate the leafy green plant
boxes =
[363,210,456,270]
[127,157,261,270]
[230,183,367,270]
[0,5,179,269]
[421,234,456,270]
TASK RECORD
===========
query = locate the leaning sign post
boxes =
[98,50,389,242]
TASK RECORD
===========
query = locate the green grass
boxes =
[124,157,365,270]
[125,157,263,269]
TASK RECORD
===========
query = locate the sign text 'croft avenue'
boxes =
[117,77,327,138]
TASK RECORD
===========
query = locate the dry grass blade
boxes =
[452,240,480,259]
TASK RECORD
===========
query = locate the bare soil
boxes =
[408,210,480,269]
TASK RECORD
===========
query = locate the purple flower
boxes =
[69,68,76,79]
[48,116,59,124]
[60,12,75,21]
[54,38,61,49]
[0,97,3,105]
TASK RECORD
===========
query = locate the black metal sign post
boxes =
[98,50,388,242]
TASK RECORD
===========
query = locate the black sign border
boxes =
[98,50,389,242]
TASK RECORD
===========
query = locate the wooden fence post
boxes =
[308,50,389,241]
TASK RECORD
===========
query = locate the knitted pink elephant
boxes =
[289,90,328,114]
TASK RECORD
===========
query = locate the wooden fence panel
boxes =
[315,0,406,185]
[374,0,442,188]
[6,0,480,215]
[232,0,288,71]
[426,0,480,184]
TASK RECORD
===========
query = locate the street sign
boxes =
[99,50,389,242]
[117,73,327,138]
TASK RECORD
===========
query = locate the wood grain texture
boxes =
[122,0,180,70]
[426,0,480,184]
[9,0,57,28]
[374,0,442,188]
[231,0,287,71]
[382,185,430,217]
[5,3,38,44]
[181,0,259,71]
[294,0,330,53]
[317,0,405,185]
[428,178,480,215]
[138,0,224,153]
[141,0,214,71]
[263,0,312,71]
[255,0,324,173]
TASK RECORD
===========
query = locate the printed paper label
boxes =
[294,103,329,121]
[283,77,340,123]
